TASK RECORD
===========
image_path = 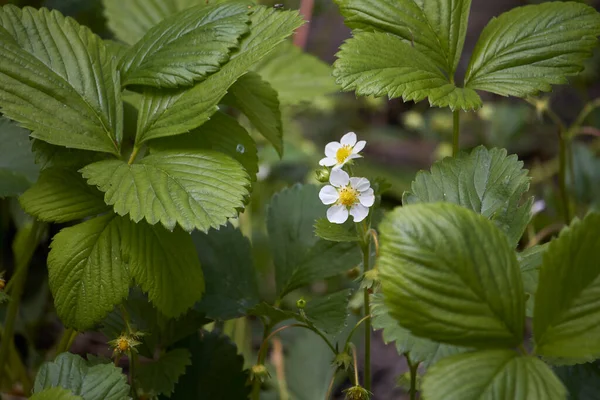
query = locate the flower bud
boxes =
[315,167,330,183]
[250,364,270,383]
[296,297,307,309]
[332,351,353,371]
[344,385,371,400]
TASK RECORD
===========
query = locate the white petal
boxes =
[350,204,369,222]
[340,132,357,146]
[359,188,375,207]
[319,185,339,205]
[327,204,349,224]
[325,142,341,158]
[347,153,362,161]
[329,168,350,187]
[353,140,366,153]
[319,157,337,166]
[350,177,370,192]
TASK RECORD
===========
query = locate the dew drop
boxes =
[236,144,245,154]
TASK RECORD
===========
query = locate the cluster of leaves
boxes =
[334,0,600,111]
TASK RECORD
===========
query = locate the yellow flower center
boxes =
[117,337,130,352]
[338,186,359,207]
[336,145,353,164]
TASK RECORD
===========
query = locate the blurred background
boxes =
[1,0,600,398]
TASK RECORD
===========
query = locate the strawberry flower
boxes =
[319,169,375,224]
[319,132,366,170]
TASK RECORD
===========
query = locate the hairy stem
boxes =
[405,353,419,400]
[0,221,42,387]
[362,235,372,392]
[452,110,460,156]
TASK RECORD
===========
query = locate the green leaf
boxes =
[137,348,191,398]
[371,294,467,367]
[314,218,360,242]
[121,218,204,318]
[31,140,108,172]
[171,331,249,400]
[267,184,361,298]
[570,143,600,206]
[48,214,129,330]
[333,32,482,111]
[224,71,283,156]
[0,6,122,154]
[0,117,38,197]
[534,212,600,362]
[304,289,352,335]
[19,168,109,223]
[135,6,303,144]
[150,111,258,181]
[465,2,600,97]
[422,350,565,400]
[518,243,548,318]
[81,150,249,232]
[192,224,259,320]
[334,0,471,75]
[34,352,130,400]
[554,361,600,400]
[254,41,337,105]
[403,146,532,248]
[379,203,525,348]
[30,387,82,400]
[119,3,250,88]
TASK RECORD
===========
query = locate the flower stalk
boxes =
[452,110,460,156]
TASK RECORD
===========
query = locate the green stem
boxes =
[0,326,32,393]
[452,110,460,156]
[406,353,419,400]
[129,351,139,400]
[0,220,42,386]
[343,315,371,353]
[56,328,77,355]
[557,128,572,224]
[251,323,273,400]
[362,236,372,392]
[127,146,140,165]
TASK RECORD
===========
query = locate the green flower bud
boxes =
[344,385,371,400]
[332,351,353,371]
[296,297,307,309]
[250,364,270,383]
[315,168,330,183]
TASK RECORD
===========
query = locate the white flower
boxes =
[319,132,366,170]
[319,169,375,224]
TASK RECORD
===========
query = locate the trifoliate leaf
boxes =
[403,146,532,248]
[81,150,249,233]
[135,6,303,144]
[334,0,472,76]
[267,184,361,298]
[518,243,548,318]
[534,212,600,363]
[304,289,352,335]
[121,218,204,318]
[0,117,38,197]
[379,203,525,348]
[0,6,122,154]
[48,214,129,330]
[554,361,600,400]
[19,168,109,223]
[314,218,360,242]
[137,348,191,398]
[422,350,565,400]
[34,353,130,400]
[193,224,259,320]
[150,111,258,181]
[465,2,600,98]
[171,331,249,400]
[119,3,250,88]
[30,387,82,400]
[371,294,467,368]
[254,41,337,105]
[333,32,482,111]
[224,71,283,156]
